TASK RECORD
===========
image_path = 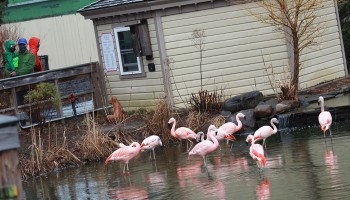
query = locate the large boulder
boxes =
[254,104,273,118]
[275,100,300,113]
[223,91,263,113]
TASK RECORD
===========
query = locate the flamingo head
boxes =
[246,134,254,146]
[168,117,175,129]
[207,125,218,135]
[196,131,204,142]
[271,118,279,124]
[237,112,246,120]
[318,96,324,106]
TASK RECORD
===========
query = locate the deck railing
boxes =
[0,62,107,127]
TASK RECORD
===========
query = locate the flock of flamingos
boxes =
[105,96,333,175]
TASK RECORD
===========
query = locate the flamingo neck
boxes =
[207,131,219,149]
[236,115,243,131]
[271,120,278,134]
[170,120,176,137]
[320,99,325,113]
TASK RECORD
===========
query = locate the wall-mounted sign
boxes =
[101,33,119,72]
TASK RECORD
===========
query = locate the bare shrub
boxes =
[142,98,174,145]
[189,89,223,113]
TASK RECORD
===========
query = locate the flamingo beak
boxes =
[168,122,173,130]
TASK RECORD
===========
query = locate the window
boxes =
[114,27,142,75]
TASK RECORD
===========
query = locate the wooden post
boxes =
[0,115,22,199]
[54,79,63,118]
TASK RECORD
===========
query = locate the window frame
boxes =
[113,26,143,76]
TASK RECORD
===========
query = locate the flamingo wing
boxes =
[251,144,266,167]
[142,135,162,150]
[219,122,237,135]
[254,126,273,141]
[318,111,332,131]
[176,127,196,140]
[189,141,214,157]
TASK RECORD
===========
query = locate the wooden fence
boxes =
[0,62,107,127]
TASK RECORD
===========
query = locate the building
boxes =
[79,0,347,111]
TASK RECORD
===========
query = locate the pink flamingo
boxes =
[219,112,245,147]
[253,118,279,148]
[318,96,332,138]
[168,117,197,151]
[188,125,221,167]
[105,142,141,174]
[218,112,246,135]
[141,135,162,160]
[246,135,266,170]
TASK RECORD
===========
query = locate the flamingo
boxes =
[105,142,141,174]
[246,135,266,170]
[253,118,279,148]
[318,96,332,139]
[168,117,197,151]
[188,125,223,167]
[141,135,162,160]
[218,112,246,135]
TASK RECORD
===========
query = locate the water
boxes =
[23,122,350,200]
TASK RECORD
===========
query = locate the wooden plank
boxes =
[54,79,63,118]
[0,63,98,90]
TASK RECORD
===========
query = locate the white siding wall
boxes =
[161,0,346,108]
[5,14,99,70]
[97,19,164,111]
[299,0,346,88]
[161,3,289,108]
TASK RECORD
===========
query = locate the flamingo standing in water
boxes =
[219,112,245,147]
[141,135,162,160]
[105,142,141,175]
[219,112,246,135]
[168,117,197,151]
[246,135,266,170]
[318,96,332,139]
[188,125,222,167]
[253,118,279,148]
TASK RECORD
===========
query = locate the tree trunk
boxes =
[291,31,300,100]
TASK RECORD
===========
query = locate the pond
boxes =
[23,121,350,200]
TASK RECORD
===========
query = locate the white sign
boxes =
[101,33,119,72]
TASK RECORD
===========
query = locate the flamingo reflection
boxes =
[177,161,226,200]
[142,171,166,192]
[110,185,148,199]
[324,143,339,184]
[256,177,270,200]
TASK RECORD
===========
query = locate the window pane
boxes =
[117,31,133,50]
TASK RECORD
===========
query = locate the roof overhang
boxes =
[78,0,216,20]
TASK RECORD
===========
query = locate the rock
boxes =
[275,100,300,113]
[258,98,278,110]
[220,110,231,117]
[223,91,263,113]
[254,105,273,118]
[233,109,256,130]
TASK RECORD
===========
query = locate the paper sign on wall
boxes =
[101,33,119,72]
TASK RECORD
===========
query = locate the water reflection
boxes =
[324,142,339,185]
[109,185,148,200]
[256,177,270,200]
[22,122,350,200]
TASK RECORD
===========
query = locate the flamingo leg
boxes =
[203,156,207,168]
[329,128,333,142]
[263,139,266,149]
[123,164,126,174]
[152,149,156,160]
[188,140,194,152]
[149,151,152,159]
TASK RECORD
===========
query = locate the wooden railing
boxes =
[0,62,107,127]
